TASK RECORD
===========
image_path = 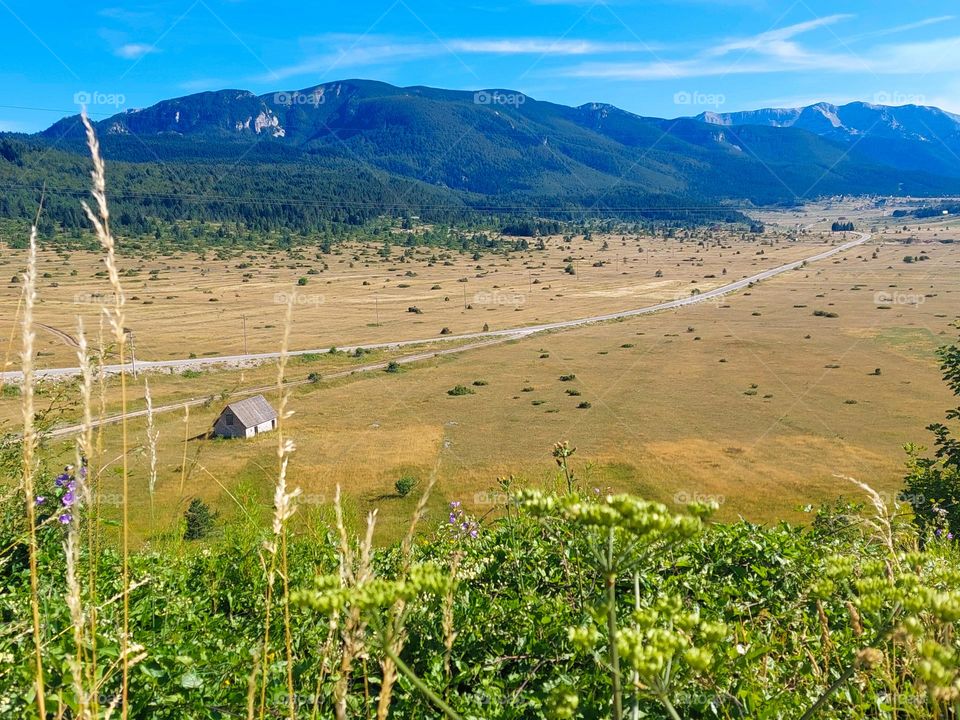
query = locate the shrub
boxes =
[183,498,218,540]
[447,385,474,396]
[385,361,401,373]
[297,277,308,286]
[576,401,592,409]
[395,475,418,497]
[813,310,839,318]
[440,327,452,335]
[472,380,488,386]
[559,374,576,382]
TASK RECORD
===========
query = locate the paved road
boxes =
[3,233,870,383]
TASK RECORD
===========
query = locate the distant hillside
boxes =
[3,81,960,234]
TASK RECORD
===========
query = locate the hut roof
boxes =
[223,395,277,428]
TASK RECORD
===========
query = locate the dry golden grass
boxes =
[0,230,830,369]
[22,228,957,545]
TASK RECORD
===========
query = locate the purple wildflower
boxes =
[55,473,69,488]
[950,533,955,541]
[62,491,75,507]
[58,513,71,524]
[35,496,46,506]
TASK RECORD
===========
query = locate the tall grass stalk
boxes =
[375,472,437,718]
[20,225,46,718]
[64,321,97,718]
[144,379,158,525]
[80,110,130,719]
[258,291,300,719]
[332,486,376,720]
[179,404,189,496]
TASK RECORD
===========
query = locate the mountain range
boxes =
[4,80,960,233]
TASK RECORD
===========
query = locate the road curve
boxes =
[2,233,870,383]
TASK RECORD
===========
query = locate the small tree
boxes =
[902,328,960,537]
[184,498,218,540]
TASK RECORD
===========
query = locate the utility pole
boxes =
[242,314,248,356]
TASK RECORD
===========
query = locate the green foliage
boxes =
[903,328,960,536]
[4,464,960,718]
[1,383,20,397]
[183,498,218,540]
[447,384,474,396]
[394,475,419,498]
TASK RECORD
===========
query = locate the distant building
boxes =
[213,395,278,439]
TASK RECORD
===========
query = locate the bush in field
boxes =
[385,361,401,373]
[183,498,218,540]
[395,475,418,497]
[447,384,474,396]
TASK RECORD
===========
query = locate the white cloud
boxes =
[562,16,960,80]
[115,43,158,60]
[256,34,665,83]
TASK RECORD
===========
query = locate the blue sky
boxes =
[2,0,960,132]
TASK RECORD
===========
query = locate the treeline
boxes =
[0,135,749,246]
